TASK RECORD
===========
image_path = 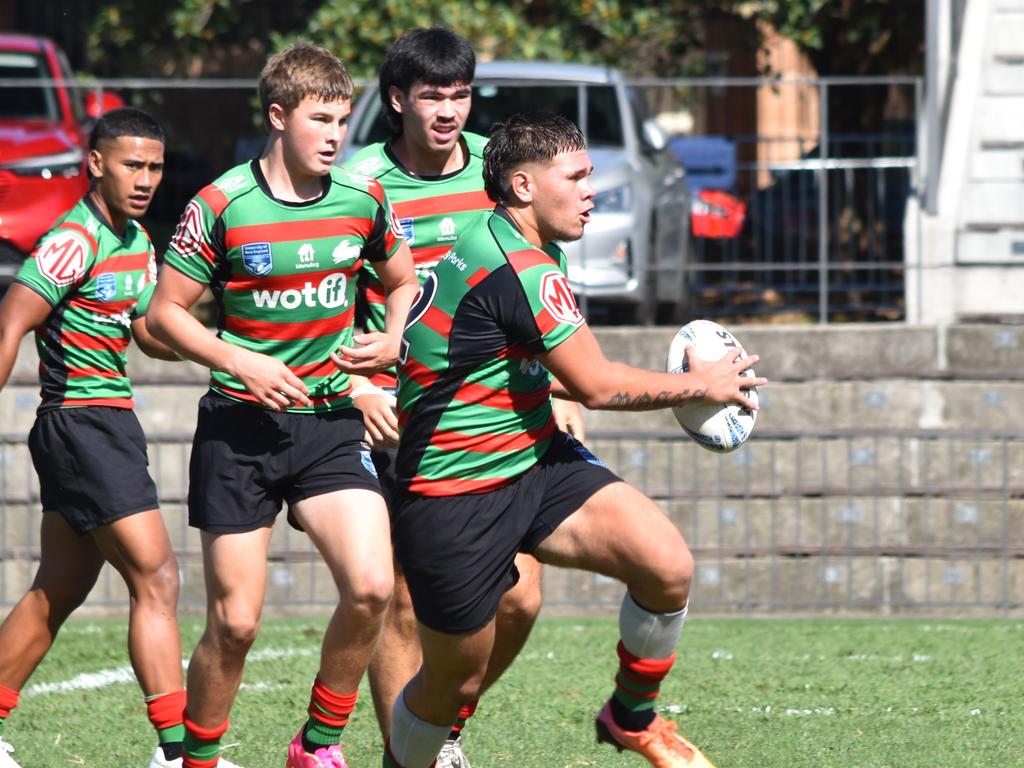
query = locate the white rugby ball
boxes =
[666,319,758,453]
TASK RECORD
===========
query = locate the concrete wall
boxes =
[3,322,1023,616]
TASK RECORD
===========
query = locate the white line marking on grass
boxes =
[23,645,318,698]
[24,666,137,696]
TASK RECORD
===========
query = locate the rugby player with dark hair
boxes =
[0,107,220,768]
[383,111,766,768]
[346,28,584,768]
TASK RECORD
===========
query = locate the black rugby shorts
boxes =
[28,406,159,536]
[391,432,620,634]
[187,392,382,533]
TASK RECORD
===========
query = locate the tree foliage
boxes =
[84,0,922,80]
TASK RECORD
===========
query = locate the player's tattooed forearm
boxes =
[606,389,707,409]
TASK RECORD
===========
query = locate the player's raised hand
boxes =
[227,346,312,411]
[684,346,765,411]
[331,331,400,375]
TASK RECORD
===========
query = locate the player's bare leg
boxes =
[384,620,496,768]
[535,481,713,768]
[90,509,182,694]
[183,527,272,765]
[287,488,393,764]
[368,564,421,738]
[370,553,541,737]
[0,512,104,690]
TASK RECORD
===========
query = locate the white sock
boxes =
[389,690,452,768]
[619,592,687,659]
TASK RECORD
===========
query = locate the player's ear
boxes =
[509,168,534,204]
[388,86,406,116]
[87,147,104,179]
[267,102,288,132]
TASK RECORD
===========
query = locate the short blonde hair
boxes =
[259,41,353,129]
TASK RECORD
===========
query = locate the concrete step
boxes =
[969,147,1024,181]
[975,97,1024,144]
[984,59,1024,95]
[990,12,1024,56]
[960,181,1024,227]
[582,432,1024,498]
[955,228,1024,264]
[581,378,1024,432]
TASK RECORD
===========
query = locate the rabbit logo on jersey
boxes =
[251,273,348,310]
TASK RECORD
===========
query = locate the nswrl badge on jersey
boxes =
[241,242,273,277]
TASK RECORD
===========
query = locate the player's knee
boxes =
[643,540,693,607]
[210,607,261,654]
[498,581,542,628]
[346,570,394,620]
[135,555,181,606]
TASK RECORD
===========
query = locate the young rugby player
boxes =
[0,108,217,768]
[383,112,767,768]
[344,28,583,768]
[147,43,417,768]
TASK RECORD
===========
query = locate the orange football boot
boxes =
[595,702,716,768]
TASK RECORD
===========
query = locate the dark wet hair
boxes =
[483,111,586,204]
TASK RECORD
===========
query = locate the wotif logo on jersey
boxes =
[242,242,273,276]
[251,274,348,310]
[95,272,117,302]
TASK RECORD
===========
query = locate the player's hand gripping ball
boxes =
[666,319,758,453]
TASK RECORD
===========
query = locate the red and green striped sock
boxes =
[610,641,676,732]
[302,677,358,751]
[182,712,229,768]
[0,684,19,732]
[146,690,187,755]
[446,700,477,741]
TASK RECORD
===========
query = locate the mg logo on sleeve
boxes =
[539,271,584,326]
[37,230,90,287]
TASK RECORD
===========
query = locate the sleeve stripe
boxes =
[506,248,554,274]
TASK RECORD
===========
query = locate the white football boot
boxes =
[148,744,246,767]
[435,735,472,768]
[0,737,21,768]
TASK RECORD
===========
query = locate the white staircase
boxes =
[909,0,1024,323]
[957,0,1024,264]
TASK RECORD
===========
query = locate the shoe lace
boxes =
[636,718,697,761]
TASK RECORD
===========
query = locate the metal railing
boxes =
[2,428,1021,617]
[1,75,922,323]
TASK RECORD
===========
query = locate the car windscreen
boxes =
[0,51,59,121]
[353,83,624,147]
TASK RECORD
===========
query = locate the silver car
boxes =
[342,60,690,324]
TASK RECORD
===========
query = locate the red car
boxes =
[0,34,117,282]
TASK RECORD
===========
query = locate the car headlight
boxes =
[1,148,83,179]
[592,183,633,213]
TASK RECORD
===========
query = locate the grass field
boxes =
[2,617,1021,768]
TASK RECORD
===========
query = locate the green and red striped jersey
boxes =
[345,132,492,387]
[164,160,403,412]
[396,208,587,496]
[16,196,157,413]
